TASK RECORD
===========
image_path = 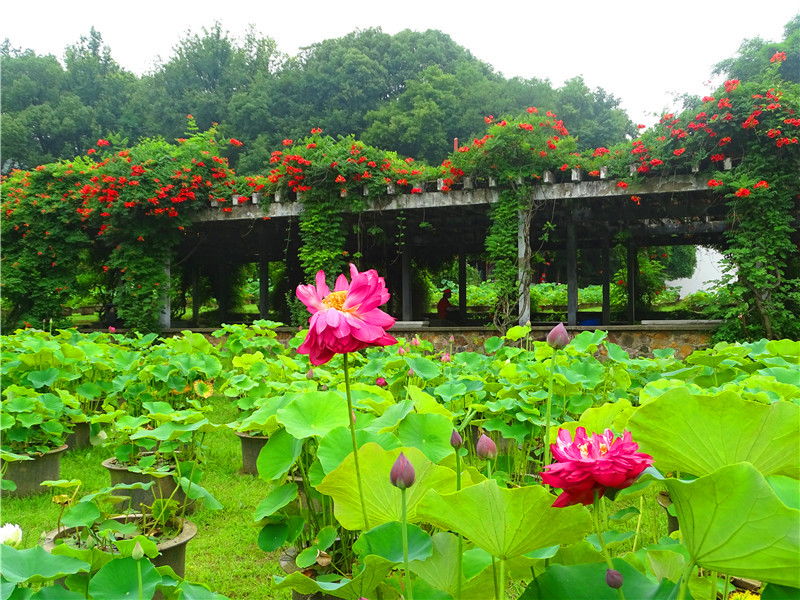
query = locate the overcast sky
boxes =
[2,1,797,126]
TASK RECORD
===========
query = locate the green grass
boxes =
[1,397,290,599]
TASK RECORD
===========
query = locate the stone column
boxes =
[566,218,578,327]
[402,250,412,321]
[159,258,171,329]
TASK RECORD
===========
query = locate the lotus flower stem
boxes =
[677,561,695,600]
[631,496,644,552]
[137,560,143,600]
[593,490,625,600]
[498,558,506,600]
[343,353,370,530]
[455,446,463,600]
[401,487,414,600]
[491,557,500,600]
[542,346,557,480]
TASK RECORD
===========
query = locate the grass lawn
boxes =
[1,397,290,599]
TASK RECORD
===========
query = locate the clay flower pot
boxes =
[2,444,68,498]
[235,431,269,475]
[42,513,197,578]
[101,456,194,513]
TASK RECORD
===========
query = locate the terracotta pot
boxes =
[235,431,269,475]
[66,422,91,451]
[101,456,194,514]
[42,513,197,578]
[2,444,68,497]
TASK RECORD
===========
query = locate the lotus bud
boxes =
[375,377,387,387]
[108,326,116,333]
[390,452,416,489]
[606,569,624,589]
[320,384,328,391]
[398,347,406,356]
[407,368,414,378]
[132,540,144,561]
[306,368,314,379]
[410,336,420,346]
[0,524,22,547]
[546,322,569,350]
[450,429,463,449]
[476,434,498,460]
[449,334,454,343]
[441,353,451,363]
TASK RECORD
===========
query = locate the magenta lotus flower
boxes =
[540,427,653,507]
[476,434,498,460]
[390,452,416,489]
[296,264,397,365]
[546,322,569,349]
[375,377,388,387]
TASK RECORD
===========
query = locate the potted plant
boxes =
[100,402,222,512]
[3,505,229,599]
[0,384,79,496]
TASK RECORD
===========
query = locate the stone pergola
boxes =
[172,170,747,329]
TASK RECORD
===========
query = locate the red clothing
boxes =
[437,296,452,319]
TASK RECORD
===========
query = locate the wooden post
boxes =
[626,243,637,324]
[191,263,200,328]
[218,262,229,324]
[402,251,412,321]
[566,218,578,327]
[602,239,611,326]
[159,258,171,329]
[518,209,530,325]
[458,251,467,319]
[259,254,270,320]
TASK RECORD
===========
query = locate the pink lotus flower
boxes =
[546,322,569,349]
[541,427,653,507]
[296,264,397,365]
[375,377,388,387]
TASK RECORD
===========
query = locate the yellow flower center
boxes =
[322,290,348,310]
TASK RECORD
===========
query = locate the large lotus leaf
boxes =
[520,558,679,600]
[416,479,592,560]
[662,462,800,587]
[254,482,298,521]
[404,356,441,380]
[627,388,799,477]
[316,443,457,530]
[0,545,89,584]
[256,429,303,481]
[397,412,454,463]
[317,427,400,474]
[276,391,349,439]
[130,418,217,442]
[362,399,415,434]
[273,554,396,600]
[408,385,454,418]
[353,521,432,564]
[88,556,161,600]
[411,532,496,600]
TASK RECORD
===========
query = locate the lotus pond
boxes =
[1,321,798,600]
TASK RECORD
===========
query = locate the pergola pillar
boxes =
[259,254,270,320]
[191,263,200,327]
[566,218,578,327]
[626,243,637,324]
[401,250,412,321]
[458,250,467,318]
[517,209,530,325]
[159,258,171,329]
[602,239,611,326]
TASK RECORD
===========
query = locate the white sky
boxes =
[2,0,797,127]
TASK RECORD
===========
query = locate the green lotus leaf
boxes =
[88,556,161,600]
[353,521,432,564]
[316,443,457,530]
[663,462,800,587]
[410,532,497,600]
[273,554,396,600]
[0,545,89,584]
[397,412,454,463]
[416,479,592,560]
[276,391,349,439]
[627,388,799,477]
